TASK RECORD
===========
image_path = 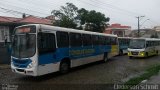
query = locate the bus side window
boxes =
[119,39,121,45]
[56,31,69,48]
[152,41,154,46]
[149,41,152,47]
[105,37,110,45]
[70,33,82,47]
[92,35,99,46]
[102,36,106,45]
[127,39,129,45]
[146,41,149,47]
[82,34,92,46]
[111,37,117,45]
[38,33,56,54]
[122,39,125,45]
[99,36,104,45]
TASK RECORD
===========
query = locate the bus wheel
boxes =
[145,52,148,57]
[60,60,70,74]
[129,56,132,59]
[119,50,123,55]
[103,53,108,62]
[156,51,159,55]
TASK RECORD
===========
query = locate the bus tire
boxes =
[156,51,159,55]
[103,53,108,62]
[129,56,133,59]
[60,60,70,74]
[119,50,123,55]
[145,52,148,57]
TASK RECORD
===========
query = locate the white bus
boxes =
[128,38,160,58]
[11,24,119,76]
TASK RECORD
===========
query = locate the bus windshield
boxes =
[12,26,36,58]
[12,34,36,58]
[129,39,145,49]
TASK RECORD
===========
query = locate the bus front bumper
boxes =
[11,64,37,76]
[128,51,146,57]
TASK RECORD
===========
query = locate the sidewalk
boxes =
[145,75,160,84]
[0,64,10,70]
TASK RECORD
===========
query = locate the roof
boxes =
[0,16,21,23]
[18,16,52,25]
[0,15,52,25]
[107,23,131,29]
[132,38,160,41]
[118,37,132,39]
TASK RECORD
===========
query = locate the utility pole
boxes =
[136,16,145,37]
[137,17,140,37]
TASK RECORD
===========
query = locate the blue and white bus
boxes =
[118,37,131,55]
[11,24,119,76]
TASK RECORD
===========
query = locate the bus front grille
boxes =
[131,52,139,55]
[16,69,24,72]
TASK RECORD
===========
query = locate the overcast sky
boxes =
[0,0,160,29]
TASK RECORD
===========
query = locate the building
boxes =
[130,29,152,38]
[129,27,160,38]
[104,23,131,37]
[0,15,53,46]
[154,26,160,31]
[0,15,54,64]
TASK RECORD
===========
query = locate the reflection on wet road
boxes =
[0,55,160,84]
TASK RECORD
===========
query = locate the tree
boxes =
[51,3,110,32]
[51,3,78,28]
[78,8,110,32]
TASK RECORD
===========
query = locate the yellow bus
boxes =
[128,38,160,58]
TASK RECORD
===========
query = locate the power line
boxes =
[0,7,26,15]
[17,0,67,13]
[94,0,160,26]
[17,0,54,12]
[0,6,45,18]
[78,0,138,18]
[77,0,138,25]
[78,0,159,28]
[91,0,142,16]
[0,0,50,16]
[77,0,110,12]
[0,9,19,17]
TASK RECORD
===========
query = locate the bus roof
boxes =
[15,24,117,37]
[132,38,160,41]
[118,37,132,39]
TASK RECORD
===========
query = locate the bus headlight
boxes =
[27,60,36,69]
[139,51,145,56]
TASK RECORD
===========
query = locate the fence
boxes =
[0,42,10,64]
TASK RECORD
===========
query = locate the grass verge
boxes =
[122,64,160,89]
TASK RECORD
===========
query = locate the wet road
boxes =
[0,55,160,84]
